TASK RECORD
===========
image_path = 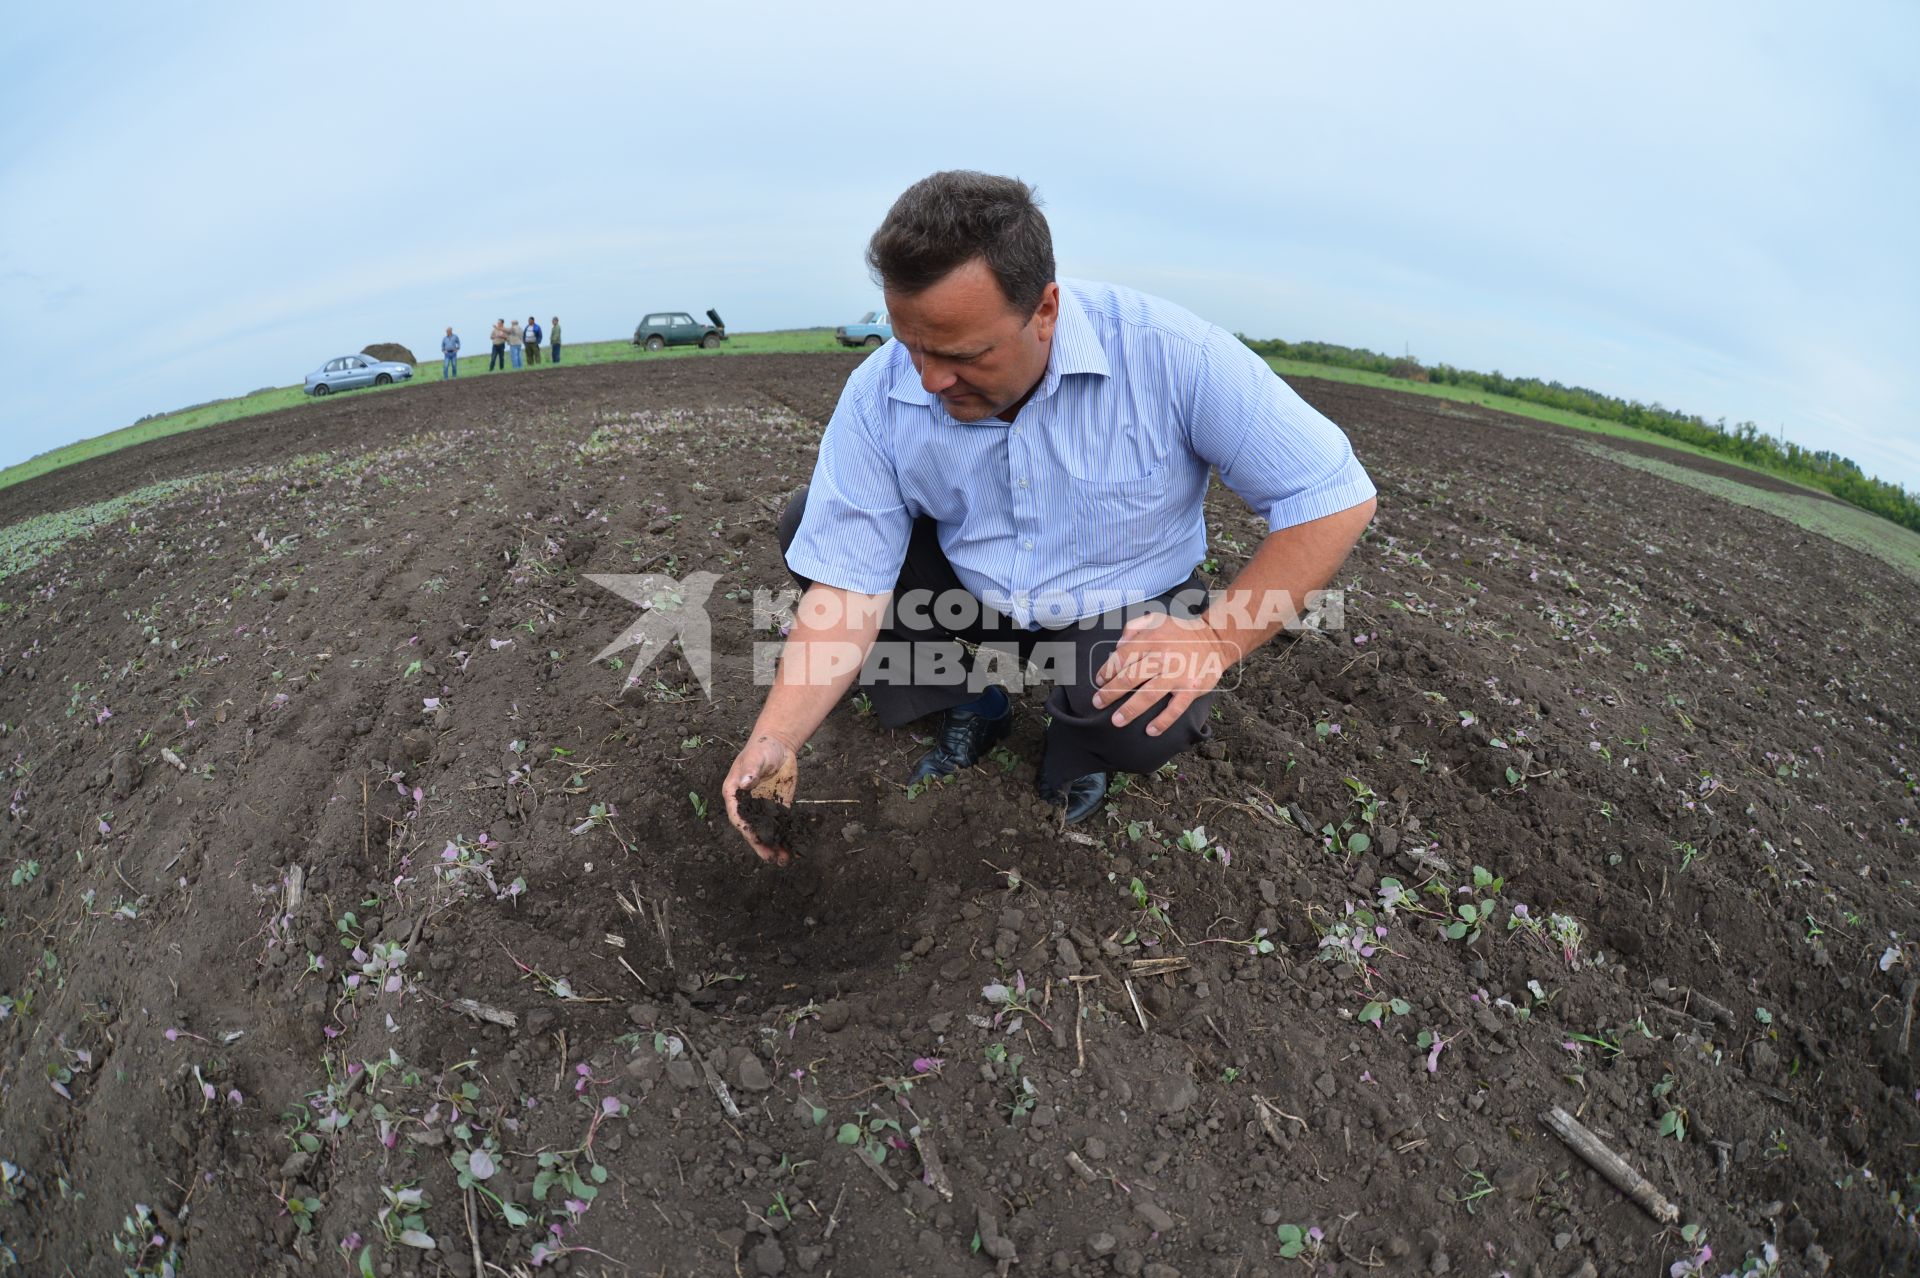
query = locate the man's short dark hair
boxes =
[867,171,1055,315]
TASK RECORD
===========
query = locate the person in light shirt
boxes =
[726,170,1375,862]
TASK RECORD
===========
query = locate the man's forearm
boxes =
[1203,497,1376,663]
[748,584,889,748]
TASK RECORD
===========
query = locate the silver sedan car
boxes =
[304,354,414,396]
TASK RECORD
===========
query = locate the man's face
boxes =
[887,259,1057,422]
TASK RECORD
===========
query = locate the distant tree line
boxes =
[1241,337,1920,534]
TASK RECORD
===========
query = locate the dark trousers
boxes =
[488,344,505,371]
[778,487,1213,787]
[551,342,561,363]
[527,341,541,365]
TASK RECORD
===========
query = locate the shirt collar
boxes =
[886,281,1111,410]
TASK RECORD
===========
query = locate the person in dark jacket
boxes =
[524,316,543,365]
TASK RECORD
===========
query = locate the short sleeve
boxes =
[785,381,913,594]
[1187,328,1377,531]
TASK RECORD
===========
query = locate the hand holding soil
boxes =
[724,734,799,865]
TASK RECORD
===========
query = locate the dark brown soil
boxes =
[1,354,1916,1278]
[1330,380,1849,504]
[363,343,419,366]
[736,791,814,858]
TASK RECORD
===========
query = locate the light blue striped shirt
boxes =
[787,278,1376,627]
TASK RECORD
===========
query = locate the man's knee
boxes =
[777,486,813,592]
[1043,683,1213,776]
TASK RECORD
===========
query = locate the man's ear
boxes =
[1031,282,1061,343]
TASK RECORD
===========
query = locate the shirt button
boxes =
[1022,539,1034,550]
[1017,477,1030,489]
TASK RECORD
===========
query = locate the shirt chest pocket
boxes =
[1071,469,1165,566]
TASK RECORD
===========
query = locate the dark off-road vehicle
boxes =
[632,309,727,351]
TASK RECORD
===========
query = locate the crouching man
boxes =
[725,170,1376,863]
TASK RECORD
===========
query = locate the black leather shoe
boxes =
[1039,771,1110,825]
[908,705,1011,785]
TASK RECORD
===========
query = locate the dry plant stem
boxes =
[1074,982,1086,1072]
[913,1126,955,1200]
[1540,1106,1680,1224]
[1124,979,1150,1032]
[464,1185,486,1276]
[672,1026,741,1120]
[451,998,518,1030]
[652,896,676,971]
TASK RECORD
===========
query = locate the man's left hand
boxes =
[1091,612,1237,737]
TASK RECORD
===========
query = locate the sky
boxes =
[2,2,1916,489]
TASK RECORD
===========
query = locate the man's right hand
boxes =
[723,732,799,866]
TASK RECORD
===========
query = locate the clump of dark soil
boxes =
[361,341,417,364]
[735,788,813,855]
[0,353,1916,1277]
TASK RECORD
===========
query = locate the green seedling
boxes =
[112,1202,180,1276]
[1441,866,1503,942]
[1566,1031,1621,1057]
[1313,902,1392,985]
[1177,825,1227,864]
[688,791,708,821]
[836,1107,907,1161]
[277,1188,322,1235]
[1653,1073,1688,1141]
[377,1184,434,1249]
[1358,997,1411,1026]
[451,1137,530,1226]
[1274,1223,1324,1260]
[8,860,38,888]
[1445,1169,1495,1213]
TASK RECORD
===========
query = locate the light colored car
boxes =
[304,354,414,396]
[835,310,892,348]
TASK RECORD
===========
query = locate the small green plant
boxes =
[1445,1169,1495,1213]
[8,860,38,888]
[279,1188,322,1235]
[1358,997,1411,1027]
[112,1202,180,1276]
[1176,825,1227,864]
[687,791,708,821]
[1653,1073,1688,1142]
[377,1183,434,1249]
[975,1045,1036,1123]
[1313,901,1392,984]
[451,1133,529,1226]
[1441,866,1503,942]
[836,1108,905,1162]
[1274,1223,1324,1260]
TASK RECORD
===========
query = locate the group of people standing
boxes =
[439,317,563,379]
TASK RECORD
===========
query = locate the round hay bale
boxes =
[362,342,418,366]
